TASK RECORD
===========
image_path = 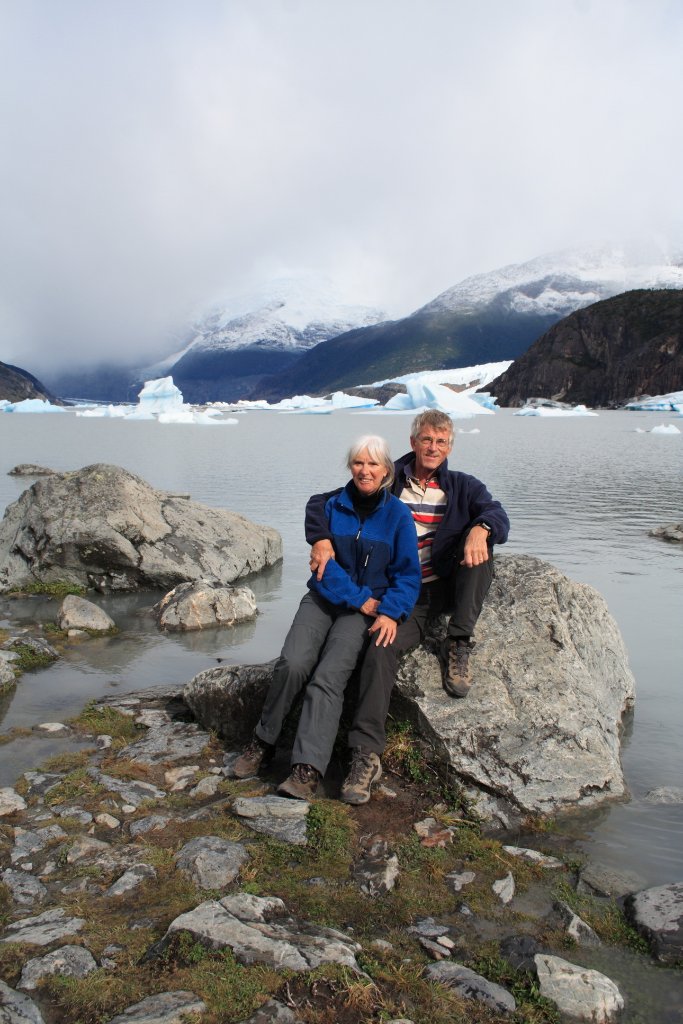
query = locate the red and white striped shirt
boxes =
[399,465,447,583]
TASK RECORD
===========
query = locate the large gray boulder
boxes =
[0,463,282,593]
[392,554,635,817]
[624,881,683,963]
[185,555,635,820]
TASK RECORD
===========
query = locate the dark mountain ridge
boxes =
[253,303,559,400]
[0,360,60,404]
[487,289,683,407]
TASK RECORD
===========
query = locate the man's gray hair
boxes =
[346,435,395,490]
[410,410,455,442]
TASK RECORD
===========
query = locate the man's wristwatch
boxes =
[478,521,492,535]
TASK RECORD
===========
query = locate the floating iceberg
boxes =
[385,378,494,418]
[514,403,598,417]
[72,377,238,425]
[137,376,184,414]
[0,398,66,414]
[650,423,681,435]
[624,390,683,412]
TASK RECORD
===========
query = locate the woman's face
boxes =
[350,448,387,495]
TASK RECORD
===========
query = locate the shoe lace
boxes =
[346,749,373,784]
[449,642,471,673]
[292,763,318,782]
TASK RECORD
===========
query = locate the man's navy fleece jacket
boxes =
[308,482,421,623]
[306,452,510,581]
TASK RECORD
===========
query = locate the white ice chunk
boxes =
[0,398,65,414]
[137,376,184,413]
[650,423,681,434]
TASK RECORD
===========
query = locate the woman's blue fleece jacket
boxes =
[308,483,421,622]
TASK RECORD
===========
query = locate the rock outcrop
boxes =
[185,555,635,821]
[0,464,282,593]
[488,289,683,407]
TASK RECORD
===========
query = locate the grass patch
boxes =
[69,703,143,745]
[0,727,32,746]
[468,946,561,1023]
[306,801,356,862]
[553,880,649,953]
[44,768,104,808]
[11,581,86,598]
[40,750,93,773]
[9,643,55,673]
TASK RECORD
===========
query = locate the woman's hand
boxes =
[368,614,397,647]
[359,597,380,616]
[309,540,335,581]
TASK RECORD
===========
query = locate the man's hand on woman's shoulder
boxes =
[310,539,335,581]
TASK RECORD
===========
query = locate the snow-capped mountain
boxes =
[420,243,683,319]
[257,242,683,401]
[160,273,384,366]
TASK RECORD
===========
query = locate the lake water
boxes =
[0,407,681,893]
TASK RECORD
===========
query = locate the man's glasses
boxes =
[416,436,452,449]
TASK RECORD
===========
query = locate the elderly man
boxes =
[306,409,509,804]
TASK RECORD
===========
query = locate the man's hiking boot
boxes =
[277,763,321,800]
[340,747,382,805]
[233,733,274,779]
[440,638,475,698]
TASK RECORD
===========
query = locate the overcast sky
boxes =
[1,0,682,373]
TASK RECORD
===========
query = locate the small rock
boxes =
[554,900,601,946]
[371,939,394,951]
[0,908,85,947]
[22,771,64,799]
[644,786,683,804]
[189,775,222,798]
[493,872,515,904]
[18,945,98,991]
[353,835,399,897]
[51,806,93,825]
[0,787,27,816]
[534,953,624,1022]
[376,784,397,798]
[95,813,121,829]
[425,962,516,1014]
[445,869,475,892]
[419,937,451,960]
[502,845,563,868]
[34,722,70,734]
[8,464,56,477]
[175,836,250,889]
[232,795,309,845]
[1,869,47,906]
[165,766,199,790]
[412,816,452,847]
[57,594,116,632]
[11,825,67,865]
[578,862,643,899]
[86,767,165,806]
[106,864,157,897]
[237,999,305,1023]
[152,580,257,632]
[96,734,113,749]
[105,991,207,1024]
[624,881,683,963]
[0,979,45,1022]
[129,815,172,837]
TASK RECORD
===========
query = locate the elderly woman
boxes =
[234,435,421,801]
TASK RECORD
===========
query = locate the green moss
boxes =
[553,880,649,953]
[11,581,86,598]
[69,703,143,744]
[10,643,55,673]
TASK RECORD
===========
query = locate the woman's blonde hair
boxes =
[346,435,394,491]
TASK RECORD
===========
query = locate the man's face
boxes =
[410,429,453,477]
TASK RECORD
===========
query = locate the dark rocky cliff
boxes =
[486,289,683,407]
[0,360,60,404]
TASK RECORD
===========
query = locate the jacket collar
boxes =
[394,450,451,490]
[337,481,391,511]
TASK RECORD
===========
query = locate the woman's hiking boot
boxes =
[439,638,474,698]
[233,733,275,779]
[340,747,382,805]
[277,763,321,800]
